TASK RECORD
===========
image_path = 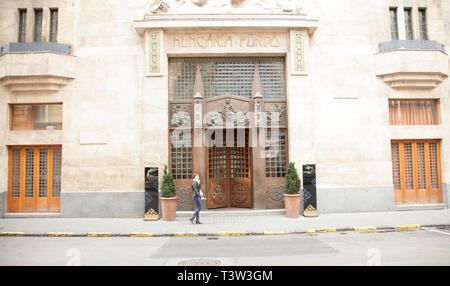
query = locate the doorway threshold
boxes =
[4,213,61,218]
[395,203,445,211]
[176,208,284,217]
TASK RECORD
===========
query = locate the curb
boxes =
[1,224,446,238]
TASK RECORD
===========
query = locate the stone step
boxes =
[176,208,285,217]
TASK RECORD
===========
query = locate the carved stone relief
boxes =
[206,99,249,127]
[144,0,305,15]
[265,103,287,126]
[267,184,285,202]
[170,104,191,127]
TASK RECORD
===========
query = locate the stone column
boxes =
[192,64,206,208]
[251,64,266,209]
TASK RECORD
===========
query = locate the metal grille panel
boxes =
[170,131,192,180]
[391,143,401,190]
[11,149,21,197]
[403,143,414,190]
[169,57,285,100]
[52,148,62,197]
[39,149,48,197]
[429,143,439,189]
[25,149,34,197]
[265,129,287,178]
[416,143,426,189]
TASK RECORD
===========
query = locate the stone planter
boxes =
[284,193,302,218]
[160,196,178,221]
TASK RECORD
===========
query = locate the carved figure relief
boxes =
[170,104,191,127]
[206,99,249,127]
[144,0,305,15]
[265,103,286,126]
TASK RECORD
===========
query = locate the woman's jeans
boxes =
[192,196,202,219]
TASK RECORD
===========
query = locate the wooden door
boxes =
[391,140,442,205]
[7,146,61,213]
[206,129,252,209]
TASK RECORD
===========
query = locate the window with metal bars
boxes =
[170,130,192,180]
[169,57,285,100]
[265,129,287,178]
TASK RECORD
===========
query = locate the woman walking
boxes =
[190,173,204,224]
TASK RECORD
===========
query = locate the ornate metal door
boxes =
[206,129,252,208]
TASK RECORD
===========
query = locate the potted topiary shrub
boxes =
[284,162,302,218]
[160,165,178,221]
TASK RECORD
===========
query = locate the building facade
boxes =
[0,0,449,218]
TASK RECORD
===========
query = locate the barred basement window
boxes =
[265,129,287,178]
[18,9,27,42]
[33,8,43,42]
[419,8,428,40]
[389,7,399,40]
[170,130,192,179]
[169,57,285,100]
[49,8,58,42]
[389,100,438,125]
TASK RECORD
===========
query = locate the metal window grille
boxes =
[391,143,401,190]
[429,143,439,189]
[170,131,192,180]
[265,129,287,177]
[25,149,34,197]
[11,149,21,197]
[52,148,62,197]
[416,143,427,189]
[169,57,285,100]
[39,149,48,197]
[403,143,414,190]
[208,148,227,179]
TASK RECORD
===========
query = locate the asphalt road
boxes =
[1,226,449,266]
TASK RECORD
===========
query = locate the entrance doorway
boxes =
[8,145,61,213]
[206,129,252,208]
[391,140,442,204]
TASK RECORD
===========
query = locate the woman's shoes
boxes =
[195,219,202,224]
[189,217,195,224]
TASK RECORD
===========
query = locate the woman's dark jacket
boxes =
[192,180,202,198]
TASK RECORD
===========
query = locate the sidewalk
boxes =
[1,209,449,237]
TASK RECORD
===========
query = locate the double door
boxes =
[8,146,61,212]
[206,129,252,208]
[391,140,442,204]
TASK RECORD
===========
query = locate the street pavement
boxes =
[0,209,449,236]
[1,226,449,266]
